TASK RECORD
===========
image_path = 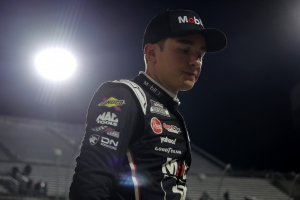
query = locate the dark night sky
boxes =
[0,0,299,172]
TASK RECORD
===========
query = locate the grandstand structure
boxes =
[0,115,298,200]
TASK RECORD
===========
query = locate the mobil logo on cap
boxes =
[178,16,202,26]
[150,117,162,134]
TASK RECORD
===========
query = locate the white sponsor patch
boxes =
[163,123,181,134]
[161,158,188,199]
[160,136,176,145]
[89,134,100,145]
[102,127,120,138]
[96,112,118,126]
[100,136,118,150]
[91,126,107,132]
[150,107,170,117]
[150,100,170,117]
[91,126,120,138]
[154,147,181,154]
[107,131,120,138]
[150,99,163,108]
[143,81,162,97]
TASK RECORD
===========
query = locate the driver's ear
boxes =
[144,43,157,64]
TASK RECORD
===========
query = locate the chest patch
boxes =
[150,99,170,117]
[150,117,162,134]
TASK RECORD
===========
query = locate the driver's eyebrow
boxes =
[176,39,207,51]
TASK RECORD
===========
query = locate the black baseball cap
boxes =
[143,10,227,52]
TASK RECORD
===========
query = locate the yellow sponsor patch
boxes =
[98,97,125,107]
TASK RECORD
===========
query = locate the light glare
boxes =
[35,48,76,81]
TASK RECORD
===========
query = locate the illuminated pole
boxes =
[54,148,62,200]
[217,164,231,200]
[287,173,299,200]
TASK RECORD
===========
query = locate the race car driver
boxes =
[69,9,226,200]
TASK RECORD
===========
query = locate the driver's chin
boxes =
[180,81,195,91]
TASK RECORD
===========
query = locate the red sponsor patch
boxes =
[150,117,162,134]
[163,123,181,134]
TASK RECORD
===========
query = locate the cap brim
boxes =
[170,28,227,52]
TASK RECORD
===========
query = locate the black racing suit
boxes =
[69,72,192,200]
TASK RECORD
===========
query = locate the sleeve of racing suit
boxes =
[69,82,143,200]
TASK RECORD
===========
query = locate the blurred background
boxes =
[0,0,299,199]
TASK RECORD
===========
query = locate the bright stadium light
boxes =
[34,48,76,81]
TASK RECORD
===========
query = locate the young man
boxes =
[69,10,226,200]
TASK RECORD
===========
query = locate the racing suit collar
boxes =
[138,71,180,105]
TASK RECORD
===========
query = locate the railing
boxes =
[0,172,19,194]
[271,172,300,200]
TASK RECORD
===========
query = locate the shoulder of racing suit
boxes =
[112,79,147,115]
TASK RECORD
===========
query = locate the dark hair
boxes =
[156,38,166,51]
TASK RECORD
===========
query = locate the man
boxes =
[69,9,226,200]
